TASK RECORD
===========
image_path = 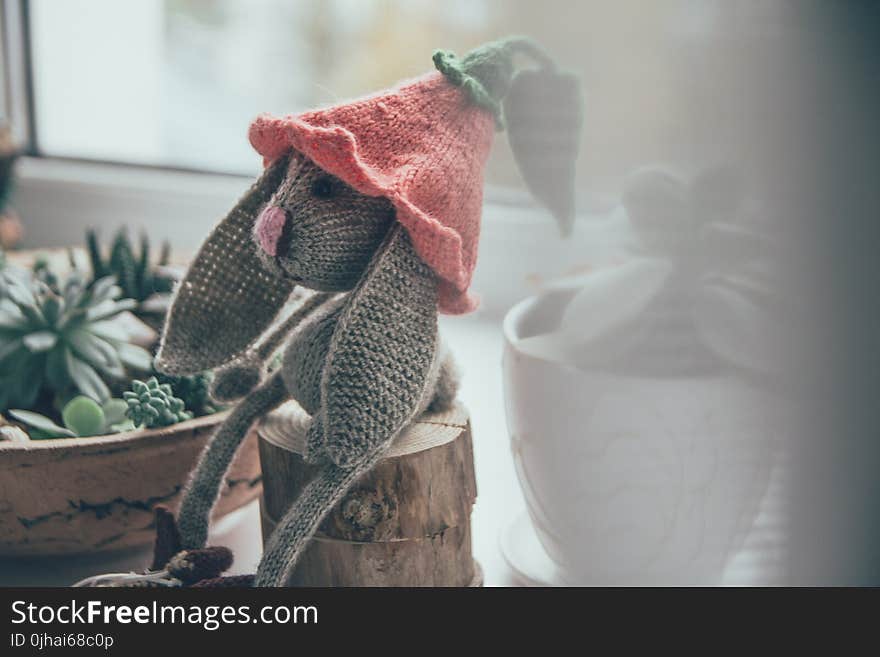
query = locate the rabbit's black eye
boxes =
[311,176,336,199]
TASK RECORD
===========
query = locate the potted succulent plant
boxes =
[0,245,260,557]
[502,166,796,584]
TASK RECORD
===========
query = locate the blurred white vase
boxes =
[502,291,791,585]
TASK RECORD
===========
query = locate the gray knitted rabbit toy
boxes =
[156,150,459,587]
[74,37,582,588]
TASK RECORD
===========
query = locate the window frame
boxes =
[2,0,35,152]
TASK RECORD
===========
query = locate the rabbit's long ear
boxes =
[155,154,294,375]
[318,223,439,469]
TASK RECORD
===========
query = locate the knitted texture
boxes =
[247,36,579,314]
[148,36,582,586]
[150,506,181,571]
[173,226,440,576]
[248,73,493,315]
[191,575,255,588]
[155,154,295,375]
[164,219,442,568]
[254,453,382,587]
[167,547,234,585]
[177,372,288,550]
[208,356,263,404]
[253,292,335,360]
[306,224,438,469]
[432,36,552,128]
[503,68,583,236]
[281,298,346,417]
[254,152,396,290]
[209,291,334,403]
[157,152,444,561]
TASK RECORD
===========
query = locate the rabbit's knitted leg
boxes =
[253,449,384,587]
[178,372,288,550]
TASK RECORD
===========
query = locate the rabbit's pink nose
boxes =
[255,206,289,256]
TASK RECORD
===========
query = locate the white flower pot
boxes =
[502,292,791,585]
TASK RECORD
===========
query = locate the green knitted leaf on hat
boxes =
[504,68,584,236]
[433,36,554,129]
[434,36,583,235]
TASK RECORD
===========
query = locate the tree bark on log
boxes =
[258,401,479,586]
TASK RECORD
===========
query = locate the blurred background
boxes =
[19,0,786,194]
[0,0,877,585]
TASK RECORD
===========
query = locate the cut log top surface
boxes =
[258,400,470,458]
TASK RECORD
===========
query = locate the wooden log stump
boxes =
[257,401,480,587]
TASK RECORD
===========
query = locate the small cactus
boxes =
[124,377,193,428]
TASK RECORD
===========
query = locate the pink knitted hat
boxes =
[248,38,583,314]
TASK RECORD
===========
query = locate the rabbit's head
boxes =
[252,151,395,291]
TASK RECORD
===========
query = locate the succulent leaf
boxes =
[88,320,130,342]
[9,409,76,438]
[596,164,787,375]
[155,371,216,416]
[0,265,147,412]
[86,230,177,305]
[158,241,171,267]
[62,396,105,437]
[86,229,106,279]
[116,342,153,372]
[10,395,129,438]
[101,398,128,426]
[86,298,137,322]
[124,376,192,428]
[65,348,110,403]
[22,331,57,352]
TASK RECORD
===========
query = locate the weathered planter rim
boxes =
[0,410,229,456]
[504,291,736,382]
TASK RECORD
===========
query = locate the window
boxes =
[21,0,757,199]
[29,0,497,174]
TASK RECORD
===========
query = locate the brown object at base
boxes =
[0,413,262,556]
[258,401,479,586]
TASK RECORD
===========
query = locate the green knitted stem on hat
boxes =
[433,36,555,129]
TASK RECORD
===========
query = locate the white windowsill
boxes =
[13,156,632,319]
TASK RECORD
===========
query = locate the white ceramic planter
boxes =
[503,292,790,585]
